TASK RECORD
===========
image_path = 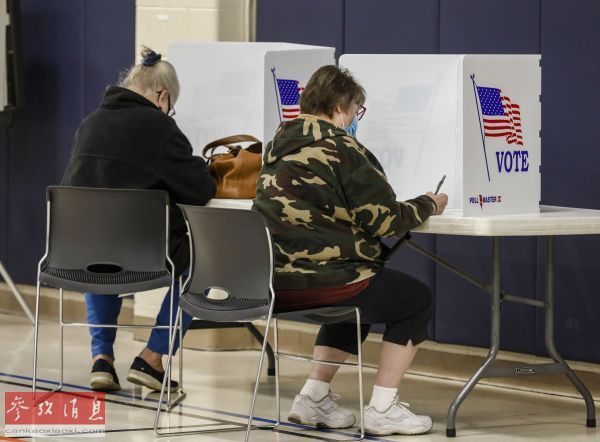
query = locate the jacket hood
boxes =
[266,114,349,164]
[101,85,160,111]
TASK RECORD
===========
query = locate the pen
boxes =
[434,175,446,195]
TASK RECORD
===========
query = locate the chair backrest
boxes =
[44,186,170,275]
[178,205,273,320]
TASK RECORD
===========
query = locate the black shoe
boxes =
[127,356,178,392]
[90,359,121,391]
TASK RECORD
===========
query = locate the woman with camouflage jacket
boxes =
[253,65,448,436]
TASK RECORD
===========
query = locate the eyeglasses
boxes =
[155,90,176,117]
[356,105,367,121]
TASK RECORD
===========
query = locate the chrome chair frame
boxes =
[270,308,365,441]
[154,210,275,439]
[32,188,184,408]
[154,207,365,441]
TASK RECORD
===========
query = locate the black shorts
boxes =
[315,267,433,354]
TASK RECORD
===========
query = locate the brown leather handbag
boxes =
[202,135,262,199]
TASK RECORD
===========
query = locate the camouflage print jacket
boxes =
[252,114,436,290]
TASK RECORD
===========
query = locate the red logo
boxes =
[5,391,106,437]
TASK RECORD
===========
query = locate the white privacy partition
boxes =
[340,54,541,216]
[167,42,334,155]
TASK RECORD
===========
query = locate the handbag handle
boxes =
[202,134,261,159]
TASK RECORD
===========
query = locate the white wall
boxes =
[136,0,249,56]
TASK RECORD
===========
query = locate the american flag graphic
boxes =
[476,86,523,145]
[276,79,304,120]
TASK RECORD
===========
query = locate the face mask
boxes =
[345,117,358,137]
[338,113,358,137]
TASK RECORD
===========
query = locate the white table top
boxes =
[414,206,600,236]
[206,199,600,237]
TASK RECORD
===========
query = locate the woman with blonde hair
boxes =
[62,47,215,392]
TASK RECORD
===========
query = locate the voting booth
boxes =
[340,54,541,216]
[167,42,335,155]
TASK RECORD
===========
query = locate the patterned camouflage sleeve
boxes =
[342,163,436,239]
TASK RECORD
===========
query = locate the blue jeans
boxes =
[84,282,193,359]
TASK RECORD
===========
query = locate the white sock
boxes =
[369,385,398,412]
[300,379,330,402]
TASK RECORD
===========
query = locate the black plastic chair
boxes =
[32,186,183,406]
[154,205,365,441]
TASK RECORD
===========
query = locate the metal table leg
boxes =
[446,237,502,437]
[0,261,34,324]
[543,236,596,428]
[406,234,596,436]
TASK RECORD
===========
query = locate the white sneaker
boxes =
[288,393,356,429]
[364,399,432,436]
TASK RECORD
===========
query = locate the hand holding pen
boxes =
[426,174,448,215]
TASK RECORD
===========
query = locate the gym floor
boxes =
[1,312,597,441]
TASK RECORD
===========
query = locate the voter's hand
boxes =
[426,192,448,215]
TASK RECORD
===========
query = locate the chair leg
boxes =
[178,309,184,392]
[154,307,247,437]
[166,306,186,410]
[32,280,42,395]
[154,306,183,435]
[274,318,281,427]
[172,304,187,406]
[178,276,184,392]
[245,311,274,442]
[166,277,175,406]
[58,289,64,390]
[270,310,364,442]
[33,288,64,405]
[355,308,365,440]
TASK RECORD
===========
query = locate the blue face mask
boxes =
[339,113,358,137]
[345,117,358,137]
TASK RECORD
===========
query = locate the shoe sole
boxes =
[288,414,355,429]
[127,370,178,392]
[90,372,121,392]
[364,424,432,436]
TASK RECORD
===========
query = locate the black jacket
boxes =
[62,86,216,275]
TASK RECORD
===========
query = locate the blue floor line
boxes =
[0,371,393,441]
